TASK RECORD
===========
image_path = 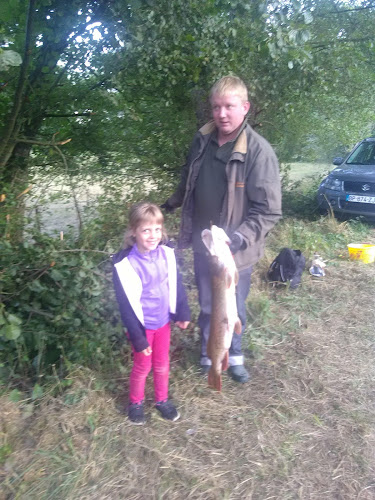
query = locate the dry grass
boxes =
[2,221,375,499]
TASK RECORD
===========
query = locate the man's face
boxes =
[211,92,250,138]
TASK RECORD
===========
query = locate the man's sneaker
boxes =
[228,365,250,384]
[155,400,180,421]
[128,401,145,425]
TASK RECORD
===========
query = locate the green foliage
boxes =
[2,0,375,190]
[0,443,12,465]
[0,232,122,380]
[260,0,375,161]
[8,388,22,402]
[0,304,22,341]
[247,291,274,329]
[31,383,44,400]
[282,174,325,220]
[268,207,372,264]
[0,166,179,383]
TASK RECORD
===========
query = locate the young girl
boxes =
[112,202,190,425]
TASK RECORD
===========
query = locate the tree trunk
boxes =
[0,0,36,174]
[1,153,30,243]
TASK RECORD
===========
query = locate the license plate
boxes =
[346,194,375,204]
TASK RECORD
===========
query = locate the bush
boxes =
[281,174,324,220]
[0,232,122,382]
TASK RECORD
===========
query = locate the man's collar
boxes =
[199,118,248,139]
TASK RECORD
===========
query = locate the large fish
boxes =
[201,225,242,391]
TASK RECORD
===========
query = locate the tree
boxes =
[1,0,374,187]
[0,0,127,181]
[254,0,375,159]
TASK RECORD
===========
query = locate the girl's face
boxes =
[132,220,163,253]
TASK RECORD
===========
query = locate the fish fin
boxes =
[234,269,239,286]
[225,271,233,289]
[222,350,229,371]
[234,318,242,335]
[208,368,222,392]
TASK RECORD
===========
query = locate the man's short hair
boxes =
[209,75,248,103]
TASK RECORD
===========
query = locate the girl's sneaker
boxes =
[128,401,145,425]
[155,400,180,421]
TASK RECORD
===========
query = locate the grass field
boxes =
[2,212,375,499]
[286,162,332,182]
[2,169,375,499]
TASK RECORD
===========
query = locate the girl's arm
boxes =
[174,266,191,323]
[112,266,150,352]
[141,346,152,356]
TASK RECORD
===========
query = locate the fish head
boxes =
[201,228,215,255]
[201,225,236,273]
[201,225,231,256]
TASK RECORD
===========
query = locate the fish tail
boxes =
[208,368,222,391]
[234,318,242,335]
[222,350,229,371]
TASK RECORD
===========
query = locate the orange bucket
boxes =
[347,243,375,264]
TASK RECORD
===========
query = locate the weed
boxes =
[0,444,12,465]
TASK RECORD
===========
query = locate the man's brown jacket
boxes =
[166,120,282,271]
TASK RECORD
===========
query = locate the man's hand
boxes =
[229,233,243,255]
[175,321,190,329]
[160,201,175,214]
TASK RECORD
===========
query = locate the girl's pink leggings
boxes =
[129,322,170,404]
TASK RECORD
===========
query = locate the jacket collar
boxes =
[199,120,248,155]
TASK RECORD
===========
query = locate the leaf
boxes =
[28,280,46,292]
[1,324,21,341]
[300,30,311,43]
[6,314,22,325]
[31,384,44,400]
[8,389,22,403]
[0,50,22,71]
[288,29,298,43]
[50,269,64,281]
[303,11,313,24]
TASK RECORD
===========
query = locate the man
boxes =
[162,75,282,383]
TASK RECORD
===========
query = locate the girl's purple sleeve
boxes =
[112,266,150,352]
[175,267,191,322]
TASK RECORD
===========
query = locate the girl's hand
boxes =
[141,346,152,356]
[175,321,190,330]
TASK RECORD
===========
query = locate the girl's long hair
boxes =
[124,201,168,248]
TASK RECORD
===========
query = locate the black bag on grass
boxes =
[267,248,306,289]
